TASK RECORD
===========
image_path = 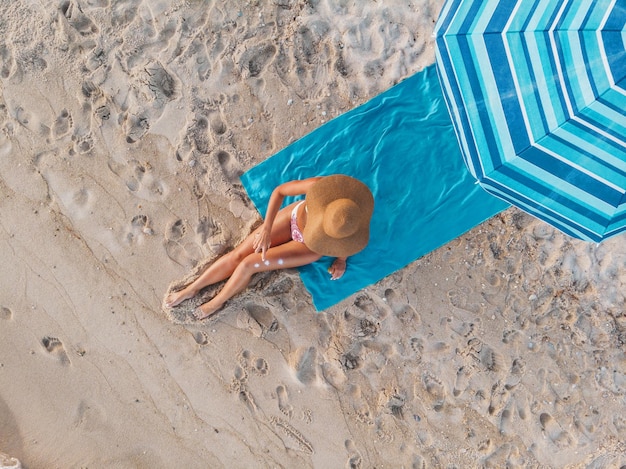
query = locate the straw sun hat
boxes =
[303,175,374,257]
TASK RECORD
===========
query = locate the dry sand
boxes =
[1,1,626,468]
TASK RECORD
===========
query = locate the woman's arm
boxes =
[253,177,322,259]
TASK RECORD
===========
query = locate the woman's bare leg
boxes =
[164,203,296,308]
[193,241,321,319]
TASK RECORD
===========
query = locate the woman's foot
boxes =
[192,301,223,320]
[163,286,197,308]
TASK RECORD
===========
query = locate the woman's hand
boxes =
[328,257,347,280]
[253,226,272,261]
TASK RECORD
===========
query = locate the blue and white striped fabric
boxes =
[435,0,626,241]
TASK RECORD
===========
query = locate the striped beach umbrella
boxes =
[434,0,626,241]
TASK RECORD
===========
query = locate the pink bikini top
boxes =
[290,201,305,243]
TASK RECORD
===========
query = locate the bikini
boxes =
[290,201,305,243]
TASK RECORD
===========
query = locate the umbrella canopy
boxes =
[434,0,626,241]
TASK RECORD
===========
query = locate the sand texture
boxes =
[1,1,626,468]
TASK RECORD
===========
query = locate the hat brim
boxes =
[303,175,374,257]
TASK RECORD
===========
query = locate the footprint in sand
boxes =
[71,133,94,155]
[166,219,186,240]
[237,384,259,416]
[192,330,208,345]
[230,360,260,416]
[185,114,211,155]
[15,107,31,127]
[66,186,93,219]
[237,349,252,370]
[422,372,446,412]
[384,288,420,325]
[613,415,626,436]
[107,159,144,193]
[293,347,318,385]
[375,418,394,443]
[111,0,139,28]
[184,34,212,81]
[453,366,472,397]
[132,214,150,229]
[479,345,503,373]
[458,337,482,362]
[503,359,525,391]
[210,113,228,138]
[270,416,314,454]
[345,439,363,469]
[340,351,361,372]
[0,44,15,78]
[0,306,13,320]
[74,400,106,432]
[216,150,243,184]
[514,391,530,421]
[124,214,153,245]
[445,316,475,338]
[172,5,211,57]
[244,303,278,334]
[510,357,525,376]
[233,364,248,383]
[540,413,573,448]
[596,368,626,395]
[85,46,106,72]
[81,80,101,100]
[347,385,373,425]
[262,276,297,300]
[94,105,111,122]
[409,337,423,362]
[15,106,48,136]
[280,23,333,100]
[342,311,382,341]
[60,0,99,35]
[320,361,347,391]
[522,261,542,283]
[123,113,149,144]
[144,62,178,103]
[190,182,207,201]
[499,402,514,435]
[52,109,73,139]
[163,218,203,267]
[120,62,177,144]
[81,84,111,124]
[1,124,13,156]
[355,317,379,338]
[502,329,522,345]
[488,382,509,416]
[236,309,264,338]
[239,42,277,78]
[301,408,313,424]
[354,293,391,320]
[483,443,522,468]
[276,385,293,419]
[412,454,427,469]
[252,357,269,376]
[387,394,405,420]
[235,349,269,377]
[533,223,555,240]
[478,438,493,454]
[505,292,531,319]
[0,451,21,469]
[42,336,70,366]
[447,287,482,314]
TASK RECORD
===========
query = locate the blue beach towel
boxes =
[241,65,509,311]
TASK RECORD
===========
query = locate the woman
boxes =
[163,174,374,319]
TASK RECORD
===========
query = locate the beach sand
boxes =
[1,1,625,467]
